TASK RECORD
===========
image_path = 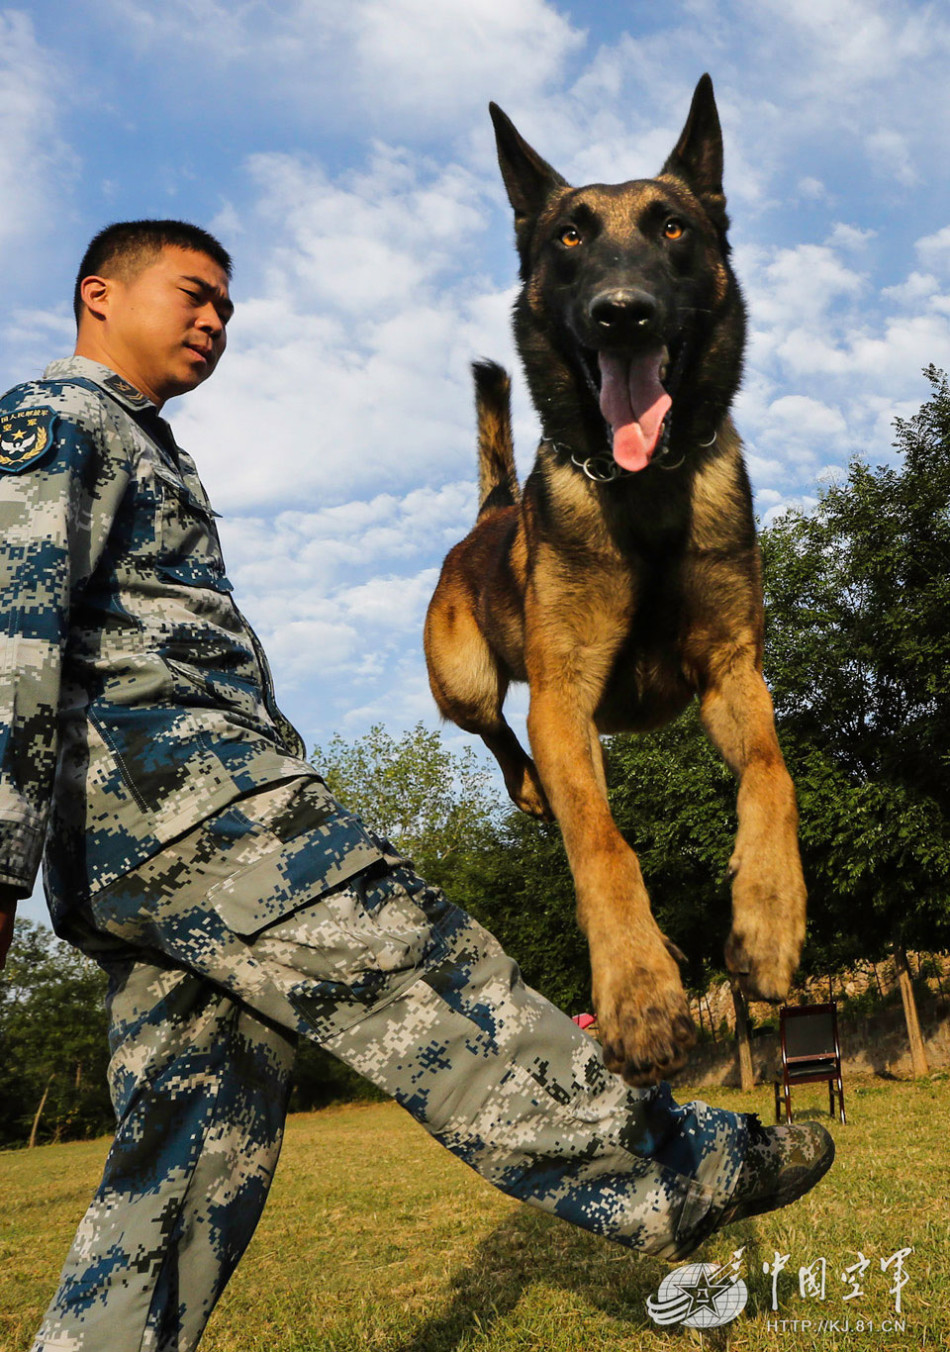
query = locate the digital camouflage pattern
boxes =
[34,776,747,1351]
[1,360,749,1352]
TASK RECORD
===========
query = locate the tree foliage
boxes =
[312,722,499,879]
[605,710,737,992]
[452,810,590,1014]
[0,921,112,1147]
[760,365,950,965]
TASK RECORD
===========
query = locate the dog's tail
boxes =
[474,359,519,518]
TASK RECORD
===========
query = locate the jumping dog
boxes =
[424,76,806,1085]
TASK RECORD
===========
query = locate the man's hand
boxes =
[0,886,20,970]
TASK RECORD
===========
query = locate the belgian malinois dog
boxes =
[424,75,806,1086]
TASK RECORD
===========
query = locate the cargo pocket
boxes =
[205,781,453,1033]
[281,869,455,1036]
[204,779,385,937]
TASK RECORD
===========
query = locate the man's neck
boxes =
[73,340,163,410]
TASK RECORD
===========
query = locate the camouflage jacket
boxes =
[0,356,320,919]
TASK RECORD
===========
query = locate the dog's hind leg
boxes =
[480,717,552,821]
[424,581,552,819]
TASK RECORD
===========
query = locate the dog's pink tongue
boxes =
[598,351,672,471]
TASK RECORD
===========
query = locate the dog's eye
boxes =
[559,225,582,248]
[663,219,685,241]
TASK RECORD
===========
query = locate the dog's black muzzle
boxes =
[588,287,661,342]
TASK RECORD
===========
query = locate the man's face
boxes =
[86,245,233,406]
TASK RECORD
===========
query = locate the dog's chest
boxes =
[597,599,695,731]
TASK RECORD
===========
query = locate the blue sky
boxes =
[6,0,950,926]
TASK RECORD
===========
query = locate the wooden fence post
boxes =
[29,1074,55,1149]
[894,943,929,1078]
[730,975,755,1091]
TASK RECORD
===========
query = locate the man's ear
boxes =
[78,274,112,323]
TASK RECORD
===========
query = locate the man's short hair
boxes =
[73,220,233,324]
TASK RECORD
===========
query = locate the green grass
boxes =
[2,1078,949,1350]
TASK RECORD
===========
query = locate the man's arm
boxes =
[0,391,131,920]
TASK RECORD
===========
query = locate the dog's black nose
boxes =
[589,288,657,336]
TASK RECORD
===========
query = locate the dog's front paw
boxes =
[726,851,806,1002]
[592,938,696,1087]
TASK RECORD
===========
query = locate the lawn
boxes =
[2,1077,948,1351]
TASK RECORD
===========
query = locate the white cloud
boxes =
[761,493,819,528]
[764,394,847,446]
[843,313,950,383]
[737,0,933,96]
[916,226,950,272]
[206,482,475,745]
[340,0,585,125]
[798,177,830,203]
[745,449,789,483]
[101,0,265,62]
[3,308,75,384]
[0,13,74,264]
[745,243,867,332]
[99,0,586,138]
[827,223,876,251]
[864,128,918,187]
[247,147,485,316]
[219,483,475,594]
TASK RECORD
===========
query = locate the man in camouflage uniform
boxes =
[0,220,833,1352]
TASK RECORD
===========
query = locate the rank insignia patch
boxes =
[0,407,56,473]
[103,373,150,408]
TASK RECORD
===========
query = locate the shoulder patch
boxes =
[0,407,56,473]
[101,373,151,409]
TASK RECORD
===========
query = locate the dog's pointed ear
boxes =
[490,103,568,238]
[662,75,729,233]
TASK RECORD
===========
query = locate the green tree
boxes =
[0,920,112,1146]
[312,722,499,882]
[759,367,950,1071]
[451,810,590,1014]
[760,366,950,957]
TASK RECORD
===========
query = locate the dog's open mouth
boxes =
[575,341,677,473]
[597,347,671,473]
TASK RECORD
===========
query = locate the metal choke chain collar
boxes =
[551,425,717,482]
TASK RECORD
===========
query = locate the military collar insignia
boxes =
[0,407,55,474]
[41,359,155,412]
[101,373,152,410]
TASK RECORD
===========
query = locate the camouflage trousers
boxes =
[33,776,748,1352]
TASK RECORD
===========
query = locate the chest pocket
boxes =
[153,460,233,592]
